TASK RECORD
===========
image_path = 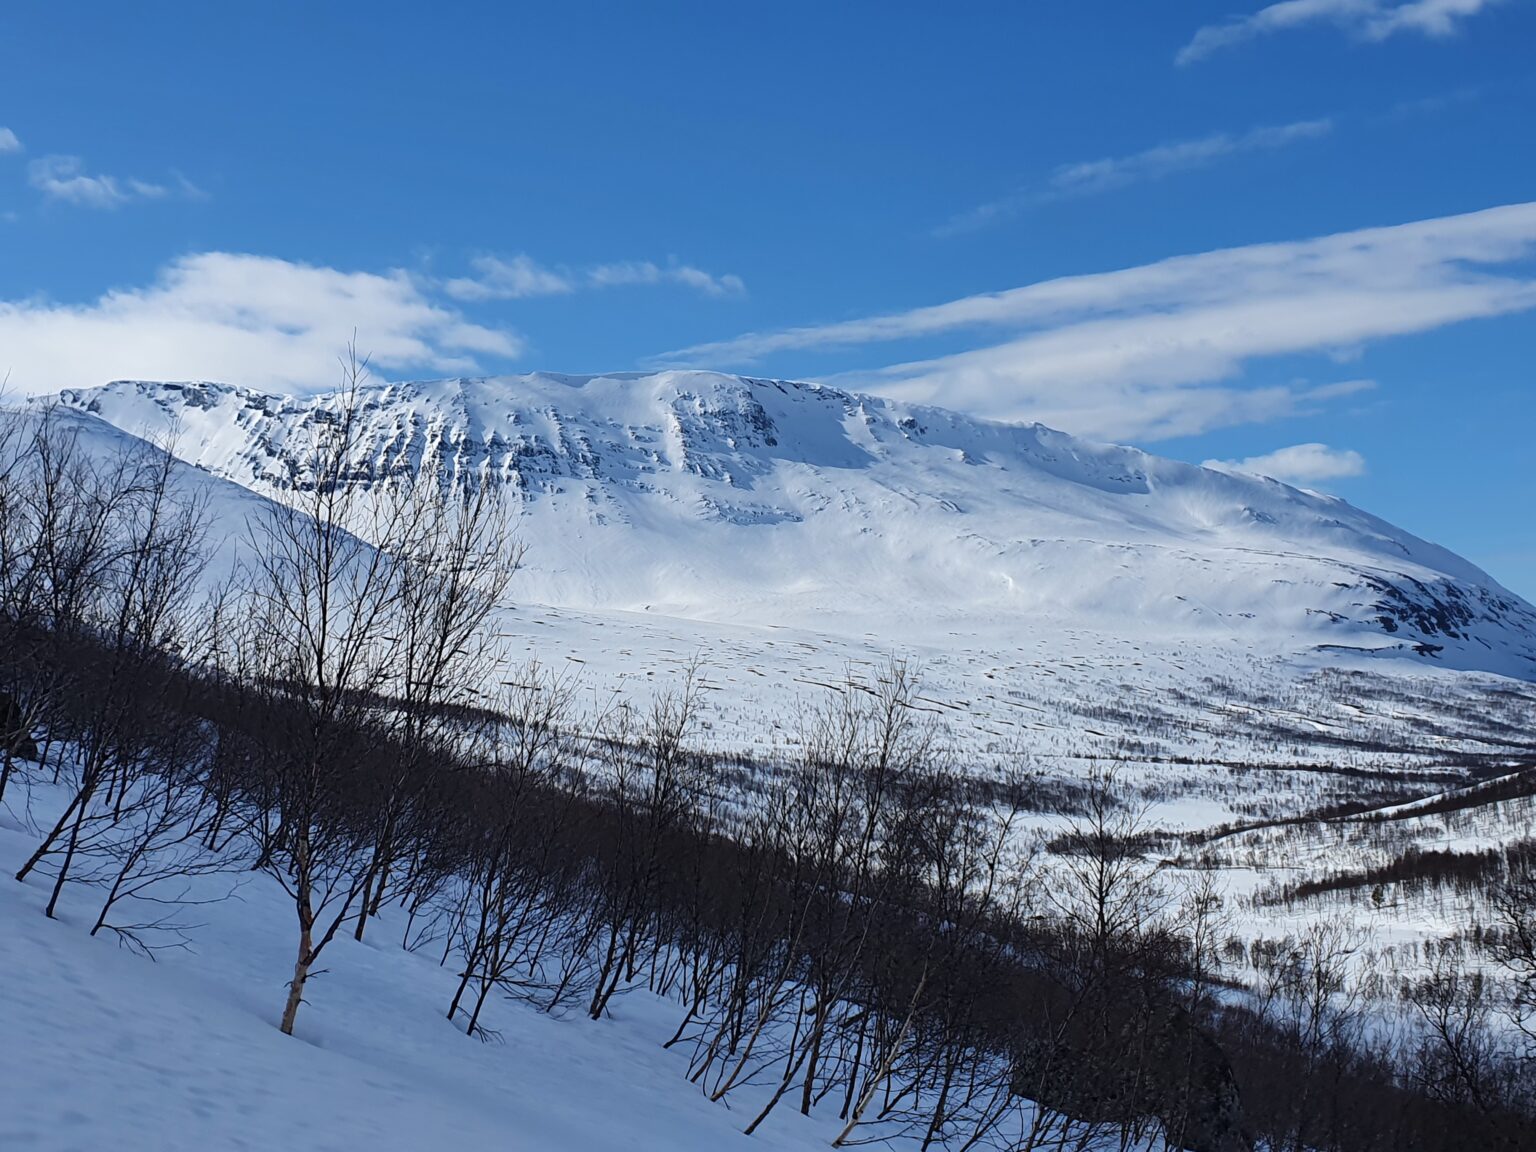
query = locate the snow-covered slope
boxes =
[6,400,1529,1152]
[52,372,1536,680]
[0,779,846,1152]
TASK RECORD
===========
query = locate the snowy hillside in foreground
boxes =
[54,372,1536,681]
[0,780,846,1152]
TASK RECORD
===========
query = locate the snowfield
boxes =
[37,373,1536,826]
[53,371,1536,682]
[0,779,845,1152]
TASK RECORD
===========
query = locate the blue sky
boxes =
[2,2,1534,595]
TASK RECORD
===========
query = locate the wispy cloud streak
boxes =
[28,154,202,209]
[1178,0,1504,65]
[444,255,575,301]
[444,254,745,302]
[937,119,1331,236]
[659,202,1536,440]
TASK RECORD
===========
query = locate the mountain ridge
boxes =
[47,371,1536,681]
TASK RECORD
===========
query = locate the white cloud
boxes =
[588,260,746,297]
[1206,442,1368,485]
[1053,120,1332,195]
[170,171,208,201]
[443,254,574,301]
[658,201,1536,441]
[0,128,21,154]
[0,252,522,396]
[1178,0,1503,64]
[28,155,176,209]
[444,254,746,302]
[939,119,1332,236]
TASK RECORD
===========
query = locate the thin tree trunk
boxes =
[44,788,91,918]
[664,997,699,1049]
[14,787,84,882]
[921,1047,961,1151]
[280,922,313,1036]
[744,992,829,1135]
[833,970,927,1147]
[587,922,624,1020]
[90,835,150,936]
[368,848,393,916]
[465,977,494,1038]
[353,868,376,942]
[280,835,315,1036]
[800,998,826,1114]
[842,1011,868,1120]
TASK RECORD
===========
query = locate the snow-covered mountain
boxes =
[52,372,1536,683]
[10,380,1533,1152]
